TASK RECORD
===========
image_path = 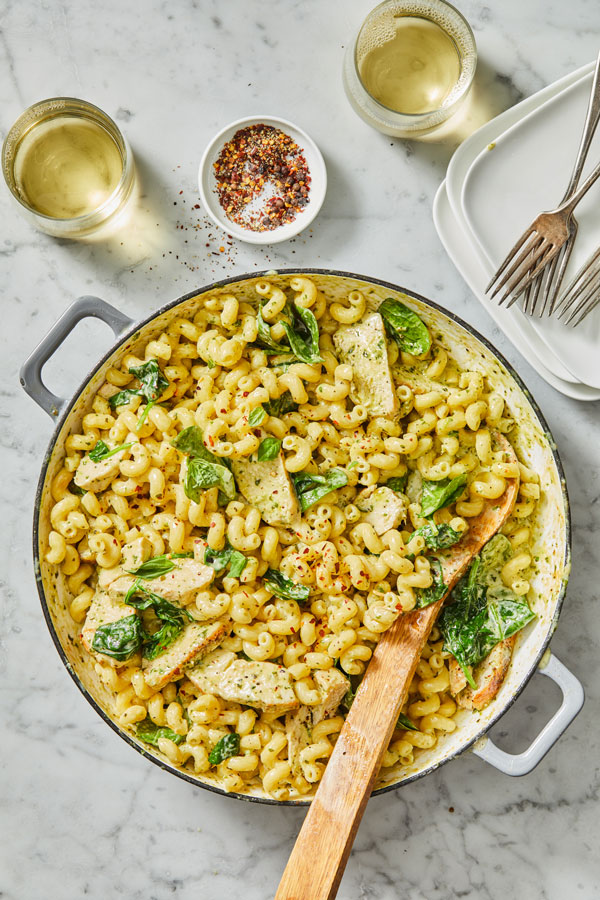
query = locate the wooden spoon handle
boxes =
[274,603,440,900]
[276,442,519,900]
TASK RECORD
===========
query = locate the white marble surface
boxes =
[1,2,599,898]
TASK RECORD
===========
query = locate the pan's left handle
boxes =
[19,296,135,419]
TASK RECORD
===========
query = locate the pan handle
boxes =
[471,653,584,776]
[19,296,135,419]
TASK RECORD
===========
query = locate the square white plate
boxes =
[462,71,600,388]
[434,181,600,401]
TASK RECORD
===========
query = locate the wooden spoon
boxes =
[275,435,519,900]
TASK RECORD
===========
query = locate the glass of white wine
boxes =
[2,97,136,238]
[343,0,477,137]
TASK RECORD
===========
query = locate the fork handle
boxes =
[559,151,600,215]
[562,51,600,200]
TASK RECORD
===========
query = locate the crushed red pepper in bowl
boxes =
[213,124,311,232]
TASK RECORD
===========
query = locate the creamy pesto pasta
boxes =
[44,275,541,799]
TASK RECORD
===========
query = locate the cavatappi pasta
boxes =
[44,276,540,799]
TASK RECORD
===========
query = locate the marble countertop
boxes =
[1,2,599,898]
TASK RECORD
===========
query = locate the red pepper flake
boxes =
[213,124,311,232]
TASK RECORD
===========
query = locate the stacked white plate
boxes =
[434,61,600,401]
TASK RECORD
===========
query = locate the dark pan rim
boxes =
[31,267,571,806]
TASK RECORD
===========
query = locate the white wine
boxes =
[13,115,123,219]
[357,13,461,115]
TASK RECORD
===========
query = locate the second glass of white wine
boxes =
[343,0,477,137]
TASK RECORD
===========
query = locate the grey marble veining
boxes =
[1,2,599,898]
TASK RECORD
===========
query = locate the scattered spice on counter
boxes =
[213,124,311,232]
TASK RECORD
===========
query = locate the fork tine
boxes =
[490,233,543,301]
[485,227,535,295]
[498,240,556,306]
[566,287,600,327]
[562,269,600,324]
[526,252,558,317]
[556,245,600,318]
[535,249,563,317]
[521,247,544,315]
[547,229,577,316]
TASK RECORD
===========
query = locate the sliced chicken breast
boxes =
[356,485,407,535]
[333,313,398,417]
[187,655,299,714]
[143,619,230,690]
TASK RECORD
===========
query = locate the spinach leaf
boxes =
[127,554,178,579]
[108,388,140,409]
[264,392,299,417]
[420,474,468,518]
[248,406,266,427]
[208,732,241,765]
[379,299,432,356]
[440,538,536,688]
[385,474,408,493]
[128,359,170,402]
[397,712,419,732]
[256,304,290,353]
[108,358,169,408]
[264,568,310,603]
[69,483,87,497]
[416,521,462,550]
[415,559,447,608]
[204,544,247,579]
[125,581,192,661]
[143,621,184,660]
[257,437,282,461]
[282,303,323,364]
[91,614,144,661]
[136,400,155,430]
[88,440,134,462]
[185,456,236,502]
[292,468,348,512]
[172,425,231,469]
[136,717,184,747]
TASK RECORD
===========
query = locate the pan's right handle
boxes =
[19,296,135,419]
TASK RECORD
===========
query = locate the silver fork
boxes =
[521,52,600,318]
[486,154,600,307]
[555,246,600,325]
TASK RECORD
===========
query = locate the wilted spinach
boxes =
[415,559,447,608]
[256,304,290,353]
[124,581,192,661]
[282,303,323,364]
[126,552,193,580]
[109,358,170,408]
[264,568,310,603]
[257,437,282,461]
[420,474,468,518]
[416,520,462,550]
[208,732,241,765]
[397,712,419,732]
[379,299,432,356]
[292,468,348,512]
[136,717,185,747]
[264,392,298,417]
[204,544,247,579]
[440,535,535,688]
[248,406,266,427]
[88,440,134,462]
[185,456,236,502]
[385,474,408,493]
[91,614,144,661]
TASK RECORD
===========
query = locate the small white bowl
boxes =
[198,115,327,244]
